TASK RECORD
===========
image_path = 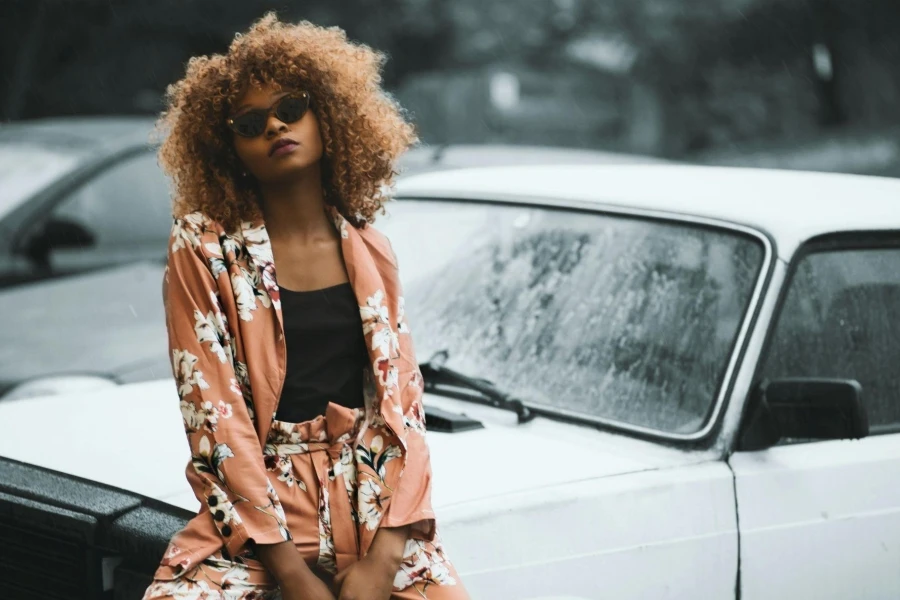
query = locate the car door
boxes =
[729,235,900,599]
[12,150,172,282]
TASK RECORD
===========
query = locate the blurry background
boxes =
[1,0,899,175]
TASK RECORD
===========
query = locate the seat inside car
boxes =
[822,283,900,430]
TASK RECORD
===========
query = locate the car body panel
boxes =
[442,463,737,600]
[730,435,900,599]
[0,381,736,599]
[0,261,168,390]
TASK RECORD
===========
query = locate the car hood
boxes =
[0,379,714,512]
[0,262,169,388]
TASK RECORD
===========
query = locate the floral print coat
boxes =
[157,206,436,578]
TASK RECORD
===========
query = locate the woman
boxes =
[143,14,468,600]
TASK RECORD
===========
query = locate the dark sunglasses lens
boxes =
[275,96,309,124]
[232,112,266,137]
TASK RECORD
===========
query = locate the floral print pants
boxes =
[143,403,467,600]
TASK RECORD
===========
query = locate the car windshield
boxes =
[378,199,765,435]
[0,143,86,217]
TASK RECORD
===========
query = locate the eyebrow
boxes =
[232,92,291,115]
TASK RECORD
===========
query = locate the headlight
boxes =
[3,375,119,401]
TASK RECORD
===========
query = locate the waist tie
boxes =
[265,402,367,574]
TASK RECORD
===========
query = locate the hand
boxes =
[256,541,335,600]
[332,554,396,600]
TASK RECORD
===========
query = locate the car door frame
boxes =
[727,229,900,600]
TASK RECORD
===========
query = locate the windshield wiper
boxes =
[418,350,536,424]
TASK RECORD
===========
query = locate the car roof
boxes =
[0,115,156,155]
[395,164,900,258]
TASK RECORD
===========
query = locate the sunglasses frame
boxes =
[226,91,311,138]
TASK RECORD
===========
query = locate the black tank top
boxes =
[274,282,368,423]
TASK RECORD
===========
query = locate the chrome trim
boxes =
[393,190,775,444]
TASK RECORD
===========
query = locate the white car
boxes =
[1,164,898,600]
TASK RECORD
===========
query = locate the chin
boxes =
[261,161,320,184]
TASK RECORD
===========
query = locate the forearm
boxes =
[367,524,411,568]
[255,541,314,585]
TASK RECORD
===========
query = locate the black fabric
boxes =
[274,282,368,423]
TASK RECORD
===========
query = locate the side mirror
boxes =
[22,218,96,266]
[738,378,868,451]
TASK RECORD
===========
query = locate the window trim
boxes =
[392,192,775,446]
[746,229,900,441]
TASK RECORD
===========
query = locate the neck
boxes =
[258,163,334,243]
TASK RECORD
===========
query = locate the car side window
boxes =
[49,151,172,248]
[760,246,900,434]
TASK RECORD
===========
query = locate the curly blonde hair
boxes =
[154,12,418,232]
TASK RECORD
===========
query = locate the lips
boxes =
[269,137,299,157]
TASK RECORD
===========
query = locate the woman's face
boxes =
[229,82,324,185]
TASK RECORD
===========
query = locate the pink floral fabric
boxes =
[146,206,465,598]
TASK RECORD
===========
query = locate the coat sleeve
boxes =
[164,216,291,557]
[378,238,437,542]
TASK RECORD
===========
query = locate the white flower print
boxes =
[146,578,218,600]
[263,451,306,490]
[397,296,409,333]
[243,266,272,310]
[371,327,399,359]
[266,480,289,525]
[359,290,389,335]
[206,480,243,532]
[220,565,253,590]
[393,538,457,591]
[221,235,241,259]
[357,436,402,482]
[203,242,223,258]
[232,360,256,422]
[259,479,292,541]
[180,400,204,432]
[172,349,209,398]
[181,400,233,434]
[194,436,235,483]
[231,271,258,321]
[404,402,427,436]
[170,216,204,253]
[317,477,337,574]
[228,378,242,397]
[194,309,228,363]
[332,445,357,522]
[210,257,228,279]
[242,223,271,254]
[329,208,349,238]
[357,478,384,531]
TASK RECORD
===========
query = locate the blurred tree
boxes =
[0,0,456,119]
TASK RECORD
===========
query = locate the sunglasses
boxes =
[226,91,311,138]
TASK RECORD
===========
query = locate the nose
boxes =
[265,116,288,139]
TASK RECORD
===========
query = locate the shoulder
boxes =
[356,222,399,268]
[170,211,227,251]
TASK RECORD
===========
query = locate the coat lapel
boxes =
[238,206,405,445]
[238,216,283,443]
[332,209,406,441]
